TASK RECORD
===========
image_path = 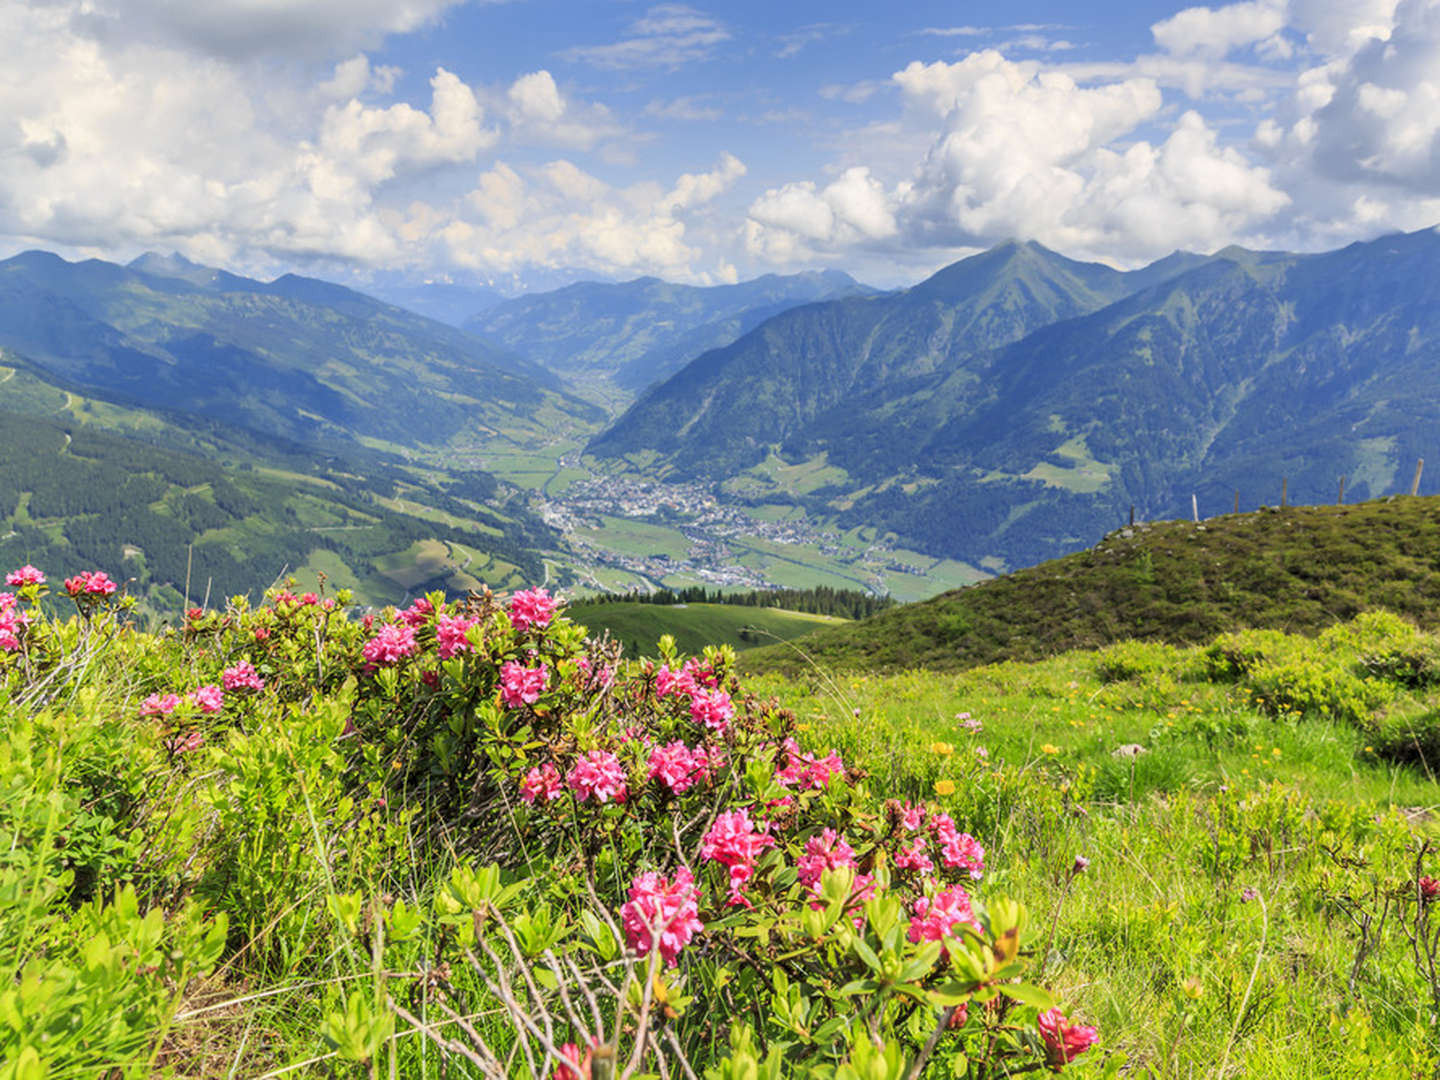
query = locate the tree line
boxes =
[586,584,895,620]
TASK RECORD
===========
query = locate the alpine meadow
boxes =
[6,2,1440,1079]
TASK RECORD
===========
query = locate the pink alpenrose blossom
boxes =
[499,661,548,708]
[567,749,627,803]
[509,587,559,632]
[1037,1007,1099,1067]
[362,623,417,666]
[700,808,776,907]
[520,763,563,804]
[436,614,478,660]
[907,885,982,944]
[620,866,704,966]
[190,685,224,714]
[5,565,44,586]
[222,660,265,692]
[1420,875,1440,903]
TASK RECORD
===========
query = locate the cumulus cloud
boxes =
[448,152,747,279]
[1151,0,1289,58]
[502,70,626,149]
[747,50,1288,265]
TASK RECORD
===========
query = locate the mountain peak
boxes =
[129,251,224,288]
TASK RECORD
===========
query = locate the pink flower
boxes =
[907,885,981,944]
[436,614,478,660]
[509,587,558,632]
[254,626,270,641]
[796,828,858,892]
[700,809,776,907]
[299,592,319,606]
[620,866,704,966]
[64,570,117,597]
[684,657,718,688]
[775,739,845,790]
[648,741,710,794]
[895,837,935,876]
[1420,876,1440,903]
[655,664,696,698]
[499,661,548,708]
[362,623,417,666]
[552,1043,591,1080]
[931,814,985,879]
[568,750,627,803]
[957,712,983,733]
[165,731,206,755]
[901,802,926,831]
[5,565,44,586]
[190,685,224,714]
[0,593,13,614]
[689,688,734,734]
[1037,1008,1099,1067]
[520,763,563,804]
[140,693,182,718]
[796,829,874,920]
[399,597,433,627]
[222,660,265,692]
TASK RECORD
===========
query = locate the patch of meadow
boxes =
[753,613,1440,1075]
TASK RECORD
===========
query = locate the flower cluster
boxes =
[63,570,117,598]
[5,565,44,587]
[436,614,478,660]
[620,866,704,966]
[362,623,417,667]
[932,812,985,879]
[908,885,982,943]
[1421,875,1440,904]
[1037,1007,1099,1067]
[140,684,225,717]
[568,749,627,803]
[0,592,30,653]
[701,808,776,907]
[647,740,717,795]
[509,587,558,632]
[520,763,563,804]
[222,660,265,692]
[775,738,846,790]
[499,661,548,708]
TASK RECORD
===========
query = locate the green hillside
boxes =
[566,599,847,655]
[741,495,1440,675]
[0,403,552,616]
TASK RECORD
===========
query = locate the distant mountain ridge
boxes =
[466,268,878,394]
[592,228,1440,571]
[0,249,596,452]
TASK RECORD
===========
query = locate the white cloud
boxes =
[747,50,1289,266]
[502,70,626,150]
[560,5,730,71]
[1151,0,1288,58]
[447,152,748,280]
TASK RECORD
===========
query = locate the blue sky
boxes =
[1,0,1434,290]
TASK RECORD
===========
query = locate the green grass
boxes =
[567,600,847,655]
[744,495,1440,676]
[572,515,694,561]
[754,623,1440,1075]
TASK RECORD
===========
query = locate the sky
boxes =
[2,0,1438,291]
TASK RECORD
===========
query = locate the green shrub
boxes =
[1094,639,1179,683]
[1247,656,1392,726]
[1202,628,1297,680]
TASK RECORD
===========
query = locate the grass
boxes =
[755,624,1440,1075]
[566,600,847,655]
[743,495,1440,676]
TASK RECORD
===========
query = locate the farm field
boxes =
[566,599,848,655]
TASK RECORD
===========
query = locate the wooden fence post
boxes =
[1234,489,1239,515]
[1412,458,1425,497]
[1338,475,1345,504]
[1281,476,1288,508]
[1192,493,1199,523]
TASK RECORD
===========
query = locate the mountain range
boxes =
[0,250,598,452]
[466,269,875,396]
[590,228,1440,571]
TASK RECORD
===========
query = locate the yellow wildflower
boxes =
[930,741,954,756]
[1040,743,1060,755]
[934,779,956,796]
